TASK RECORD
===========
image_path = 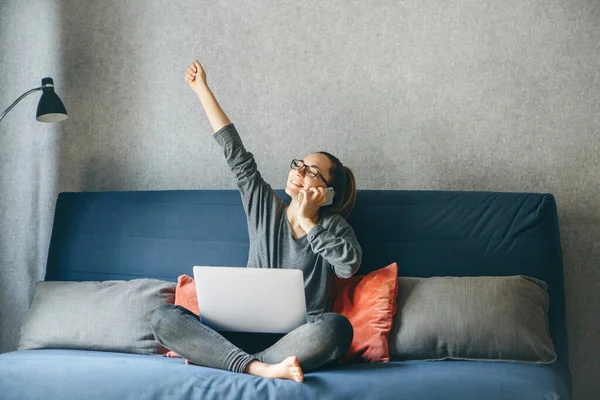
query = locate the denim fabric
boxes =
[150,305,353,373]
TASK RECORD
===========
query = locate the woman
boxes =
[150,60,362,383]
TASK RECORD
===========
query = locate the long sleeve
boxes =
[306,215,362,278]
[213,123,283,234]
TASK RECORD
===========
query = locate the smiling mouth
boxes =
[290,180,303,188]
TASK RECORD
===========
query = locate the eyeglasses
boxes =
[291,159,330,187]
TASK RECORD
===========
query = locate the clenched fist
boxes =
[185,60,208,95]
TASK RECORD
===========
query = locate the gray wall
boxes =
[1,0,598,398]
[0,0,63,368]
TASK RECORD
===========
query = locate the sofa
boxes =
[0,189,572,399]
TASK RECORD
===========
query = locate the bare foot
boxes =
[245,356,304,382]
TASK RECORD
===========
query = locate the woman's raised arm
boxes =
[185,59,283,234]
[185,60,231,133]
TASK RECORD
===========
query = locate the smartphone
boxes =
[323,187,335,206]
[298,187,335,207]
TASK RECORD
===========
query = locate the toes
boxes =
[292,366,304,382]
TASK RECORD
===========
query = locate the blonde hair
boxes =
[317,152,357,220]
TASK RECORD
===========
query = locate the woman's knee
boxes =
[334,314,354,350]
[320,312,352,332]
[150,304,177,335]
[318,313,354,353]
[150,304,198,336]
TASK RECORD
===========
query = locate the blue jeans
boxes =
[150,305,353,373]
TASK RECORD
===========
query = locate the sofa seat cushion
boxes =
[0,350,570,400]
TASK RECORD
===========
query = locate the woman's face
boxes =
[285,153,334,198]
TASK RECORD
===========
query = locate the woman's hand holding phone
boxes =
[297,187,334,223]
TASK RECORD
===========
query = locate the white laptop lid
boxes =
[193,266,307,333]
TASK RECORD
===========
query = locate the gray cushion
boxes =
[389,275,557,363]
[18,279,176,355]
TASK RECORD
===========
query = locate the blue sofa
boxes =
[0,189,572,399]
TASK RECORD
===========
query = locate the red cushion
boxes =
[331,262,399,363]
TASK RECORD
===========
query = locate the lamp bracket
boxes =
[0,87,43,123]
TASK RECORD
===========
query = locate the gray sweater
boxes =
[213,123,362,320]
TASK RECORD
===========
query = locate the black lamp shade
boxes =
[36,78,68,122]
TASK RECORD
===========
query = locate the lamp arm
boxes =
[0,87,43,123]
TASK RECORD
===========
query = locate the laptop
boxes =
[192,266,307,333]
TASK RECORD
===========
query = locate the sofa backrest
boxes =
[45,189,568,369]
